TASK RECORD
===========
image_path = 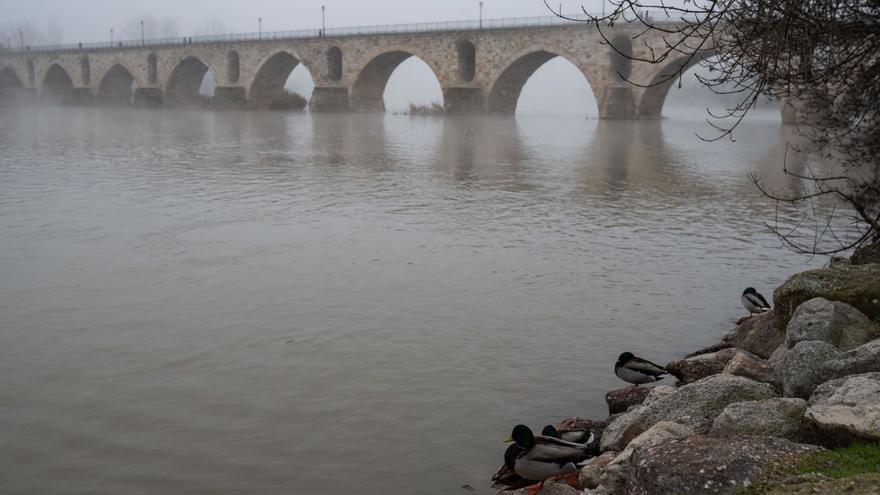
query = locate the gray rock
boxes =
[577,451,617,490]
[769,343,787,366]
[627,435,822,495]
[821,339,880,380]
[723,351,774,384]
[775,341,842,399]
[710,398,807,440]
[642,385,676,407]
[851,242,880,265]
[805,372,880,445]
[601,422,693,494]
[773,264,880,329]
[665,348,738,384]
[600,375,776,451]
[786,298,878,351]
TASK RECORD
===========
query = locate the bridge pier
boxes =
[213,87,247,110]
[443,87,484,114]
[133,88,163,108]
[598,86,639,119]
[71,88,93,106]
[310,87,350,112]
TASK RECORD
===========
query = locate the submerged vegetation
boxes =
[269,91,308,111]
[407,102,444,115]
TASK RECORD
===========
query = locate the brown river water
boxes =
[0,107,824,494]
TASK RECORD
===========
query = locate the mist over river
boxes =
[0,107,824,494]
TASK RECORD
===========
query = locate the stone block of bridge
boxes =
[310,87,350,112]
[133,88,163,108]
[443,87,485,114]
[213,87,247,110]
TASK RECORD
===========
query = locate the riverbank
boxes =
[500,248,880,495]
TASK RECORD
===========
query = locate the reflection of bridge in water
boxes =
[0,15,799,122]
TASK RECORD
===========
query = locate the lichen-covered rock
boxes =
[600,375,776,451]
[785,298,878,351]
[641,385,676,407]
[723,351,775,384]
[773,264,880,330]
[775,341,842,399]
[577,451,617,490]
[665,348,738,384]
[769,343,787,366]
[601,422,693,494]
[627,435,822,495]
[821,339,880,380]
[851,241,880,265]
[710,398,807,440]
[728,312,786,358]
[805,372,880,445]
[605,386,651,415]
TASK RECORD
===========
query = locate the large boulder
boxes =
[728,312,786,359]
[665,348,738,384]
[851,241,880,265]
[577,451,617,490]
[600,375,776,451]
[821,339,880,380]
[601,422,693,494]
[775,341,842,399]
[626,435,822,495]
[805,372,880,445]
[723,351,775,384]
[605,387,651,415]
[709,398,808,441]
[773,264,880,330]
[785,298,878,351]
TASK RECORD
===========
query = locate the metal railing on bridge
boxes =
[0,13,620,55]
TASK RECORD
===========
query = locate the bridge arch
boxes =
[165,55,215,108]
[0,66,23,87]
[227,50,240,84]
[326,46,343,82]
[457,40,476,83]
[247,51,315,109]
[80,56,91,86]
[609,34,633,82]
[42,63,75,104]
[488,49,599,115]
[350,49,446,112]
[637,50,718,118]
[97,64,136,106]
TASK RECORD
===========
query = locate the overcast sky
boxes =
[3,0,609,44]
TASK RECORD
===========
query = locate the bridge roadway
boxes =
[0,15,799,121]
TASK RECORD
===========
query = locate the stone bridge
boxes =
[0,16,797,121]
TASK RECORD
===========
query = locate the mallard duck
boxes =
[501,425,589,481]
[541,424,594,444]
[490,444,531,489]
[615,352,668,386]
[741,287,771,316]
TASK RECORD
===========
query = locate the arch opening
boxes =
[227,50,240,84]
[327,46,343,82]
[80,56,91,86]
[609,35,633,82]
[166,56,212,108]
[250,52,314,110]
[97,64,136,106]
[489,51,597,116]
[42,64,75,104]
[656,53,781,121]
[147,54,158,84]
[352,51,444,112]
[457,40,476,83]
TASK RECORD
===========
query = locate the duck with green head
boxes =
[500,424,590,482]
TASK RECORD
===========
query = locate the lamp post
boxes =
[140,20,145,46]
[322,6,326,34]
[479,1,483,29]
[19,30,24,50]
[110,28,114,47]
[259,17,262,40]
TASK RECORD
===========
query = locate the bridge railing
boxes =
[0,13,654,55]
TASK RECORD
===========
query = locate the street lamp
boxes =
[140,20,145,46]
[259,17,262,40]
[479,2,484,29]
[19,30,24,50]
[110,28,114,47]
[322,5,326,35]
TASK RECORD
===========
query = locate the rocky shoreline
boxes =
[498,256,880,495]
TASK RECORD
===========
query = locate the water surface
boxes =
[0,108,822,494]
